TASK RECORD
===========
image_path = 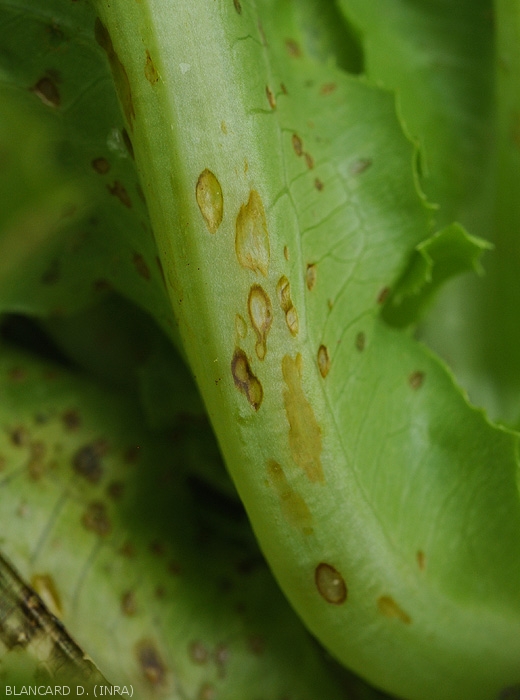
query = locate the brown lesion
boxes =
[248,285,273,360]
[231,348,263,411]
[267,460,313,534]
[377,595,412,624]
[282,354,323,482]
[95,18,135,129]
[136,639,168,687]
[235,190,270,275]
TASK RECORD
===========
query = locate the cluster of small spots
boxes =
[107,180,132,208]
[196,169,224,234]
[31,574,62,618]
[355,331,365,352]
[233,0,242,13]
[377,595,411,624]
[121,590,137,616]
[235,190,270,275]
[248,285,273,360]
[133,252,151,280]
[81,501,112,537]
[282,354,323,482]
[305,263,317,291]
[320,82,337,95]
[315,563,347,605]
[350,157,372,176]
[32,76,60,108]
[136,639,167,687]
[285,39,302,57]
[189,640,209,664]
[314,178,324,191]
[377,286,390,304]
[409,370,425,390]
[416,550,426,571]
[95,18,135,128]
[317,345,330,378]
[277,276,299,336]
[265,85,276,109]
[267,460,313,535]
[91,157,111,174]
[231,348,263,410]
[72,440,107,483]
[144,50,159,84]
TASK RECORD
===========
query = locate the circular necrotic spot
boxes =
[377,286,390,304]
[306,263,317,290]
[317,345,330,378]
[292,134,303,156]
[315,563,347,605]
[136,640,167,687]
[72,440,107,483]
[91,157,110,174]
[189,640,209,664]
[107,180,132,207]
[409,370,425,390]
[285,39,302,57]
[196,169,223,234]
[133,252,151,280]
[248,284,273,360]
[32,77,60,108]
[355,331,366,352]
[82,501,112,537]
[231,348,263,410]
[121,590,137,616]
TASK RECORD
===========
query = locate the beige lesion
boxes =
[282,354,323,483]
[267,460,313,535]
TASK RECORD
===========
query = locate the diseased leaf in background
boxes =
[0,342,374,699]
[89,0,520,698]
[0,0,178,348]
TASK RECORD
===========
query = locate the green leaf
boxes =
[88,0,520,698]
[382,223,492,328]
[0,0,178,348]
